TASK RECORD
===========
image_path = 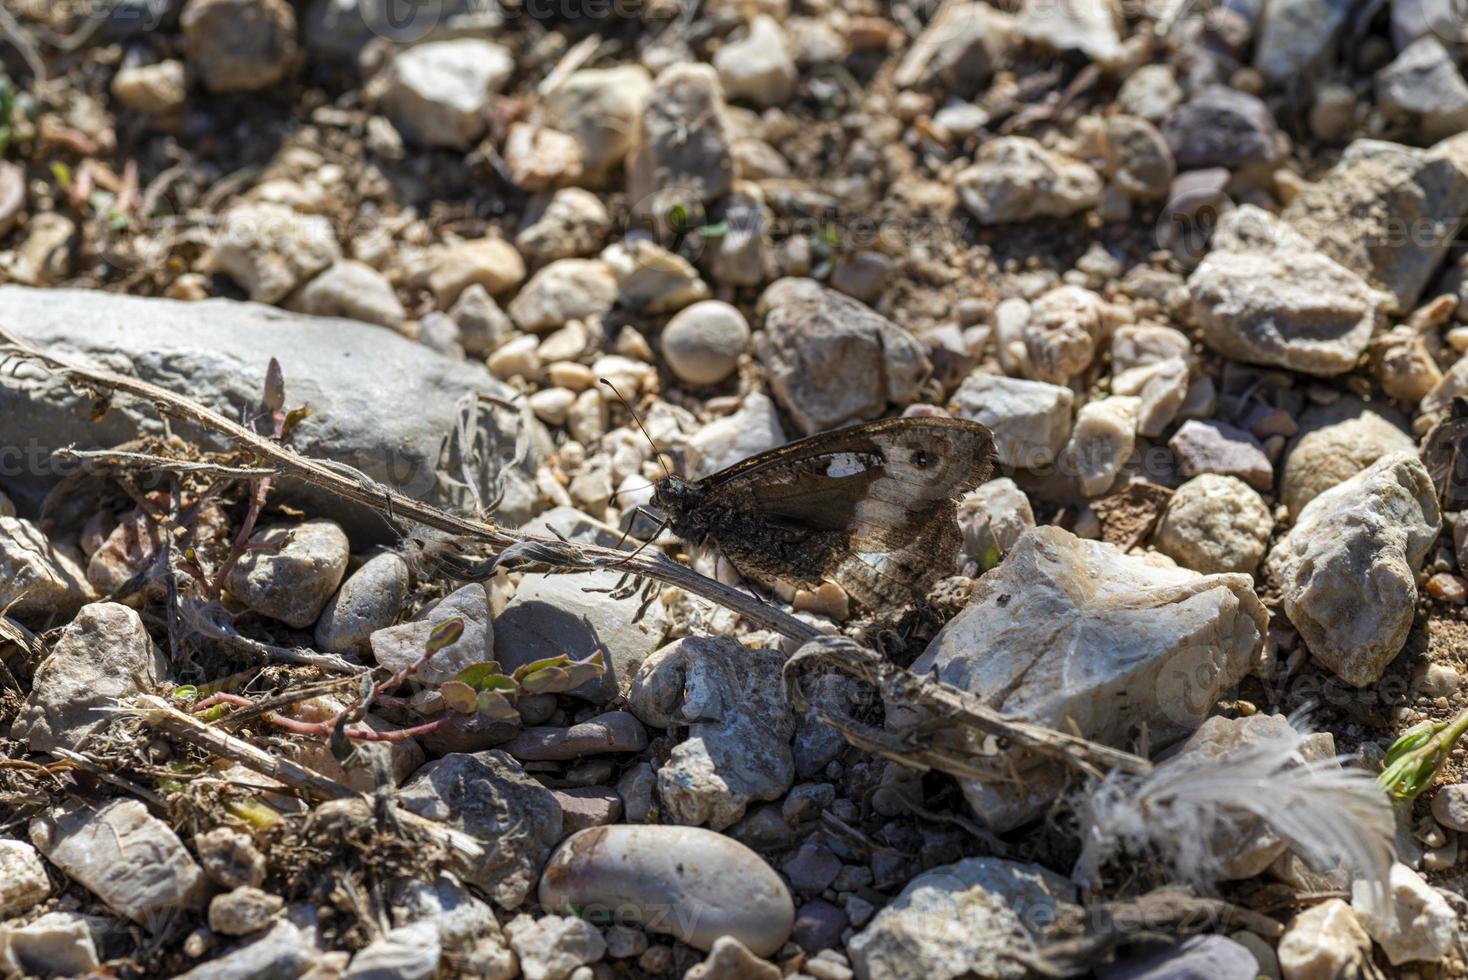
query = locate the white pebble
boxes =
[661,300,750,387]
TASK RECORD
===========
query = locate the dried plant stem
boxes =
[0,327,816,641]
[785,637,1153,779]
[131,695,489,873]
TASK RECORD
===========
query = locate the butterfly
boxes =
[650,416,997,610]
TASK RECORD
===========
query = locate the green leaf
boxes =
[426,617,464,654]
[513,650,605,695]
[50,161,72,189]
[454,661,512,690]
[475,689,520,722]
[439,680,479,714]
[696,220,729,239]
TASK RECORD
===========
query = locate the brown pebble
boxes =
[1426,573,1468,604]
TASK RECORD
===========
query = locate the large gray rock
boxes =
[12,602,168,753]
[846,858,1076,980]
[910,526,1266,830]
[1376,36,1468,141]
[1267,453,1440,686]
[629,636,795,830]
[950,372,1073,469]
[1282,136,1468,312]
[754,278,930,435]
[0,286,545,538]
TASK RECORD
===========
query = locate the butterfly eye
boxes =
[913,450,933,469]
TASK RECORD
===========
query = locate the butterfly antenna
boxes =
[600,378,672,479]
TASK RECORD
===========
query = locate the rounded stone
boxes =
[661,300,750,386]
[1431,783,1468,832]
[224,518,350,629]
[538,824,794,956]
[1280,399,1416,518]
[181,0,297,94]
[1153,474,1273,575]
[314,551,410,654]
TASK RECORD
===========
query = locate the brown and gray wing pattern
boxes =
[698,417,995,609]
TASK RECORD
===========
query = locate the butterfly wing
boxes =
[697,417,996,608]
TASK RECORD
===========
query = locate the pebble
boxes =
[1254,0,1353,82]
[383,39,514,149]
[784,843,844,894]
[173,919,320,979]
[516,188,611,264]
[225,519,350,629]
[181,0,296,93]
[913,526,1265,829]
[0,838,50,918]
[685,936,780,980]
[1352,862,1456,965]
[450,284,515,357]
[1426,572,1468,603]
[286,259,406,330]
[397,752,563,908]
[602,238,710,314]
[630,635,794,829]
[1168,419,1274,491]
[1279,399,1417,517]
[954,136,1102,224]
[661,300,750,386]
[1103,115,1175,200]
[538,824,794,956]
[1431,783,1468,832]
[958,478,1036,564]
[194,826,267,890]
[1098,936,1259,980]
[1153,474,1273,575]
[1017,0,1122,65]
[30,799,207,921]
[755,277,928,434]
[504,915,605,980]
[603,925,647,960]
[111,59,187,115]
[12,602,167,753]
[1377,36,1468,140]
[529,387,576,426]
[212,203,341,304]
[428,237,526,307]
[627,63,735,215]
[504,711,649,761]
[1162,85,1283,170]
[1267,453,1440,686]
[847,857,1076,980]
[1116,64,1182,122]
[209,886,284,936]
[951,372,1074,469]
[503,122,584,191]
[715,15,798,107]
[0,912,102,977]
[488,333,544,380]
[508,258,619,333]
[1065,396,1137,497]
[1189,207,1382,377]
[546,65,653,181]
[370,583,492,686]
[315,550,410,654]
[894,1,1014,92]
[552,788,624,834]
[1282,137,1468,313]
[0,515,92,618]
[0,161,22,238]
[687,391,786,477]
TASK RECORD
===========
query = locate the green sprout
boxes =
[1378,708,1468,800]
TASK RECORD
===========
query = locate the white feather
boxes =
[1074,716,1394,916]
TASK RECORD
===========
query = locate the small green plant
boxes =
[1378,708,1468,800]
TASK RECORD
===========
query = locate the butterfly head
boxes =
[651,474,709,542]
